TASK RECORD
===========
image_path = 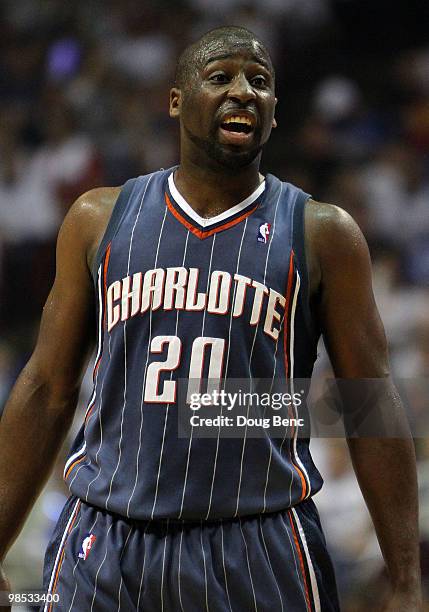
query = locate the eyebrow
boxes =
[203,53,271,71]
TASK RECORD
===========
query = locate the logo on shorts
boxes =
[257,222,271,244]
[78,534,97,560]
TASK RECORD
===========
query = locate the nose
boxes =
[227,73,256,103]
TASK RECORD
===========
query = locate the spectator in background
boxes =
[0,94,103,333]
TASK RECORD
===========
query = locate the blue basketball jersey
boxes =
[64,167,323,520]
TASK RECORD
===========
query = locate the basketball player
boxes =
[0,27,421,611]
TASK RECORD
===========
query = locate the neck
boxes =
[174,155,264,218]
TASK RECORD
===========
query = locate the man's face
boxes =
[170,39,277,170]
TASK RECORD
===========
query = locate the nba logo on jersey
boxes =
[257,222,271,244]
[78,534,96,560]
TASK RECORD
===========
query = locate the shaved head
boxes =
[170,25,277,171]
[175,26,274,90]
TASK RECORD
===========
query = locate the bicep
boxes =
[316,206,389,378]
[28,201,96,393]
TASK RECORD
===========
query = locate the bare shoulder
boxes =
[61,186,122,271]
[306,199,370,261]
[304,199,371,294]
[66,186,121,230]
[306,199,364,243]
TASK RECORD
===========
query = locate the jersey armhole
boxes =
[293,190,317,341]
[91,178,138,281]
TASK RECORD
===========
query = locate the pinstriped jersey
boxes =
[64,167,323,521]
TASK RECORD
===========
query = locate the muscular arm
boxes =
[0,187,119,565]
[306,202,421,609]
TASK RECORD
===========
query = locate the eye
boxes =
[208,72,229,83]
[251,75,267,87]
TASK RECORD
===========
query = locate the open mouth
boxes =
[220,115,254,134]
[218,114,255,145]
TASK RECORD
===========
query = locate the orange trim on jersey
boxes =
[102,242,112,330]
[93,356,101,381]
[84,405,95,425]
[288,510,312,612]
[93,243,112,379]
[282,251,308,501]
[48,501,81,612]
[293,460,308,502]
[165,193,259,240]
[283,250,295,379]
[65,454,86,480]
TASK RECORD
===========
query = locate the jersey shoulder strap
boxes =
[91,177,138,281]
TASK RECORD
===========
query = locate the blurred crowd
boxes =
[0,0,428,609]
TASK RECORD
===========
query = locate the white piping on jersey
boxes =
[206,219,247,520]
[67,526,83,612]
[83,388,98,428]
[290,273,311,499]
[239,518,258,612]
[90,523,114,612]
[234,183,283,517]
[178,524,186,612]
[259,183,284,514]
[78,339,110,495]
[262,301,287,513]
[200,522,210,612]
[68,513,99,612]
[178,234,216,519]
[279,513,308,606]
[258,517,284,612]
[201,234,216,335]
[67,264,105,487]
[63,442,86,479]
[82,263,104,426]
[117,528,133,610]
[262,260,301,512]
[44,498,81,612]
[292,507,321,612]
[285,273,300,505]
[68,451,89,491]
[106,174,154,513]
[83,349,108,500]
[220,521,234,612]
[151,231,189,519]
[118,578,123,611]
[137,522,150,610]
[222,217,248,382]
[64,262,103,480]
[168,171,265,227]
[160,519,169,612]
[69,576,78,611]
[127,203,167,517]
[261,445,273,513]
[248,183,283,379]
[93,263,104,374]
[119,524,133,557]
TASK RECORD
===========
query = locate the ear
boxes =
[169,87,181,118]
[272,97,278,128]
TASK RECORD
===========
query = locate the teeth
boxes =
[223,115,252,126]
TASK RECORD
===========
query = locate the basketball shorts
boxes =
[41,495,340,611]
